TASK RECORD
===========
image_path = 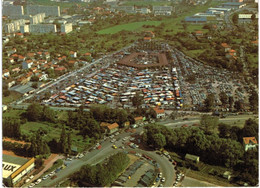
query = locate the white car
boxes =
[161,177,165,182]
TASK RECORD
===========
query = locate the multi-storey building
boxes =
[4,19,25,33]
[61,23,73,33]
[3,5,24,16]
[29,13,46,24]
[26,5,60,17]
[29,24,57,33]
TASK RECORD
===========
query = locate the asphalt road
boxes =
[34,127,175,187]
[162,115,255,128]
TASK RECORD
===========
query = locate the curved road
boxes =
[35,128,175,187]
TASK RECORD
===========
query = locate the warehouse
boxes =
[3,154,35,186]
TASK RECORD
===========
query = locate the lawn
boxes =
[161,0,223,35]
[2,91,22,105]
[247,53,258,69]
[186,49,205,58]
[97,21,162,34]
[21,120,93,152]
[3,109,25,119]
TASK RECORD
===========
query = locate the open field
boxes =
[97,21,162,34]
[2,109,25,119]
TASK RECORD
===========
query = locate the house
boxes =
[5,78,16,88]
[44,52,50,59]
[84,52,91,57]
[251,40,258,46]
[70,51,77,58]
[195,30,203,37]
[68,60,78,67]
[9,58,14,64]
[124,121,130,127]
[153,107,165,119]
[145,31,155,38]
[185,154,200,163]
[2,69,10,78]
[223,171,232,180]
[225,49,237,58]
[243,137,258,151]
[134,116,144,124]
[22,60,33,69]
[18,55,26,62]
[2,105,8,112]
[144,37,151,42]
[221,43,231,52]
[55,66,67,74]
[100,122,119,134]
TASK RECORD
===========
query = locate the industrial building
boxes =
[26,5,60,17]
[184,16,207,24]
[221,2,247,9]
[3,154,35,187]
[153,6,173,16]
[3,5,24,16]
[238,13,258,23]
[61,23,73,33]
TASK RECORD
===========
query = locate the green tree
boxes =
[42,106,55,122]
[219,91,228,106]
[248,90,258,112]
[234,100,244,112]
[200,115,219,133]
[131,92,144,109]
[152,133,166,149]
[59,126,67,153]
[204,94,215,111]
[26,103,43,121]
[232,13,238,25]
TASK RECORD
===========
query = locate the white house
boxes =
[22,60,33,69]
[243,137,258,151]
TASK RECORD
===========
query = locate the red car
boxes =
[51,175,57,180]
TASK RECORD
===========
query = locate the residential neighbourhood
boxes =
[2,0,258,187]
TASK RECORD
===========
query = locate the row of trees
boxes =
[71,152,130,186]
[3,118,21,139]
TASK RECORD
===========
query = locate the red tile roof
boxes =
[243,137,257,145]
[107,123,119,130]
[153,107,165,114]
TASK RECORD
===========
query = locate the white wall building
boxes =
[61,23,73,33]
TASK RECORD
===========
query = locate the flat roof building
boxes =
[3,154,35,186]
[26,5,60,17]
[3,5,24,16]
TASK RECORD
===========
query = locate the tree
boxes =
[35,156,44,169]
[31,75,39,82]
[229,96,234,110]
[152,133,166,149]
[219,91,228,106]
[232,13,238,25]
[42,106,55,122]
[248,90,258,112]
[200,115,219,133]
[241,118,258,139]
[131,92,144,109]
[67,132,72,155]
[234,100,244,112]
[3,118,21,138]
[59,126,67,153]
[218,123,231,138]
[26,103,43,121]
[32,82,38,89]
[204,94,215,111]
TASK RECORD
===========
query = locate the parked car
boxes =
[51,175,57,180]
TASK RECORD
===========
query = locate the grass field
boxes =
[3,109,25,119]
[97,21,162,34]
[186,49,205,58]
